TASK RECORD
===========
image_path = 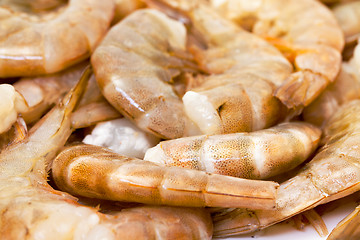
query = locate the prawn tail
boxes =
[0,66,92,178]
[274,70,329,109]
[61,66,93,117]
[212,208,261,237]
[327,205,360,240]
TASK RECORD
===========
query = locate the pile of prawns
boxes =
[1,0,360,239]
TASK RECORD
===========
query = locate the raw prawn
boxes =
[303,39,360,128]
[327,204,360,240]
[112,0,145,24]
[0,0,114,77]
[13,61,121,126]
[320,0,356,5]
[92,6,293,137]
[144,122,321,179]
[0,68,214,240]
[210,0,344,109]
[13,62,87,124]
[71,102,121,129]
[52,143,279,209]
[0,117,27,152]
[3,0,67,12]
[92,9,202,139]
[212,99,360,237]
[333,1,360,45]
[0,84,28,134]
[163,1,293,135]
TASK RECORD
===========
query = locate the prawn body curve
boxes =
[0,0,114,77]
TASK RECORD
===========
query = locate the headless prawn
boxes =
[212,100,360,237]
[0,0,114,77]
[144,122,321,179]
[211,0,344,109]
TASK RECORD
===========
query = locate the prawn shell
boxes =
[0,0,114,77]
[213,100,360,237]
[52,144,279,210]
[145,122,321,179]
[211,0,344,108]
[92,9,196,139]
[0,67,213,240]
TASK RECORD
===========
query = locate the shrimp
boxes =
[303,39,360,128]
[13,62,86,124]
[112,0,146,24]
[2,0,67,12]
[52,143,279,209]
[210,0,344,109]
[333,1,360,46]
[0,68,214,240]
[14,61,121,126]
[92,9,202,139]
[0,84,28,134]
[92,6,293,138]
[144,122,321,179]
[71,102,121,129]
[0,117,27,152]
[212,99,360,237]
[327,204,360,240]
[322,0,356,4]
[0,0,114,77]
[91,206,213,240]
